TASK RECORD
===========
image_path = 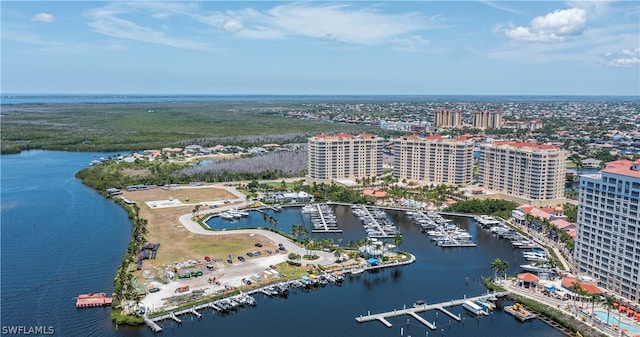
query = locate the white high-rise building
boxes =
[393,135,474,185]
[307,133,383,182]
[575,159,640,303]
[477,141,566,206]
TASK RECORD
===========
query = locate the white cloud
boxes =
[480,1,526,16]
[84,3,212,50]
[83,2,437,50]
[604,48,640,67]
[505,8,587,43]
[222,19,243,33]
[31,13,55,23]
[256,3,430,45]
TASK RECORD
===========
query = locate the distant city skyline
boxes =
[1,1,639,95]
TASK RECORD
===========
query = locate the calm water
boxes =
[1,151,564,337]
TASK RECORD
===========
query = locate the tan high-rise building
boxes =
[434,109,463,128]
[393,135,474,185]
[473,110,503,129]
[477,141,566,206]
[307,133,383,182]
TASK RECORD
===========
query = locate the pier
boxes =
[308,204,342,233]
[355,205,396,239]
[355,291,509,329]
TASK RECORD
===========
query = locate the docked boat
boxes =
[520,264,555,274]
[475,298,496,311]
[463,300,487,315]
[413,300,427,308]
[219,212,234,220]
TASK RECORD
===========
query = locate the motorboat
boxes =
[413,300,427,308]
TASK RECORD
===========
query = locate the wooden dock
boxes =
[355,291,509,329]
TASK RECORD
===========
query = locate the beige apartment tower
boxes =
[473,110,503,129]
[434,109,463,129]
[477,141,566,206]
[393,135,474,185]
[307,133,383,182]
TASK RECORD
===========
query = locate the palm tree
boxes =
[589,292,601,321]
[604,295,616,326]
[333,248,344,262]
[499,260,510,280]
[570,281,582,307]
[490,258,503,283]
[579,288,589,310]
[391,233,403,253]
[192,204,201,217]
[268,215,279,230]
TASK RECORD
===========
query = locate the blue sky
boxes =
[1,1,639,95]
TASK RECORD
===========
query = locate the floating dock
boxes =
[504,303,536,321]
[355,292,508,329]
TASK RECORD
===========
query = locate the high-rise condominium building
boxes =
[477,141,566,206]
[575,160,640,303]
[307,133,383,182]
[473,110,503,129]
[393,135,474,185]
[434,109,463,129]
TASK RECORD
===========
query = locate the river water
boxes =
[1,151,564,337]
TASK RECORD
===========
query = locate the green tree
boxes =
[604,295,616,326]
[391,233,403,253]
[490,258,503,282]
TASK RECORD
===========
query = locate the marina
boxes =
[303,203,343,233]
[355,292,508,329]
[352,205,400,238]
[410,211,477,248]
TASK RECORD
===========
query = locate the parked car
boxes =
[254,243,263,247]
[204,256,211,262]
[227,259,233,264]
[238,256,245,262]
[269,265,277,270]
[229,254,233,259]
[247,252,254,257]
[278,243,286,251]
[242,278,252,285]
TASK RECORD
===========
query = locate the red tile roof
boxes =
[561,277,602,294]
[602,160,640,178]
[517,272,540,282]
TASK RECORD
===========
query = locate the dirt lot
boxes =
[122,186,278,272]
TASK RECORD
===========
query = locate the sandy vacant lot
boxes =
[121,185,281,276]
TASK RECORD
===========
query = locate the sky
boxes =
[1,1,639,96]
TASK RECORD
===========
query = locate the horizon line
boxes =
[3,93,639,97]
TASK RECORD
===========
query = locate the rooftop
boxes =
[601,160,640,179]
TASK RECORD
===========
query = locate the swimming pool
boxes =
[593,310,640,334]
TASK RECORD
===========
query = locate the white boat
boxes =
[413,300,427,308]
[219,212,234,220]
[463,300,487,315]
[520,264,554,273]
[476,215,502,227]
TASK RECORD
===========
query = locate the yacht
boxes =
[219,212,234,220]
[520,264,554,274]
